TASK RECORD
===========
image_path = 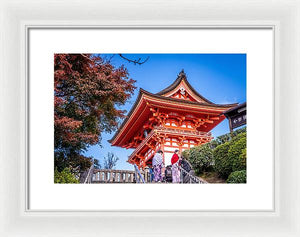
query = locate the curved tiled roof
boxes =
[156,70,214,104]
[108,85,238,144]
[143,88,237,108]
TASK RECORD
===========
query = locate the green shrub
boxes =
[232,126,246,137]
[233,148,246,172]
[188,143,214,175]
[54,167,79,183]
[182,129,247,179]
[228,137,247,172]
[182,149,190,159]
[210,127,246,149]
[213,142,231,178]
[213,131,247,178]
[227,170,247,183]
[231,131,246,143]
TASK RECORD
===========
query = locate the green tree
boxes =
[231,130,246,142]
[188,143,214,175]
[210,127,246,149]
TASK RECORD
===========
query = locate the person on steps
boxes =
[152,150,164,182]
[171,149,181,183]
[180,156,195,183]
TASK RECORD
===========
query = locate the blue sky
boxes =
[84,54,246,170]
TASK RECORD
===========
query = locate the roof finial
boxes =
[178,69,186,79]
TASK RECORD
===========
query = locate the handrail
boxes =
[84,164,94,184]
[178,166,207,184]
[155,126,212,137]
[93,168,135,173]
[134,164,145,183]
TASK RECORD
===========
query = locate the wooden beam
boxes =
[210,116,220,120]
[146,143,155,150]
[149,117,157,122]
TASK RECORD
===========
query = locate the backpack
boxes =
[165,165,172,182]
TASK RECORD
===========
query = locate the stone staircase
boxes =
[82,165,207,184]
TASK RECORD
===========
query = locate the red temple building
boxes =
[109,70,238,169]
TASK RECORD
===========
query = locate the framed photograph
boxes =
[30,30,265,211]
[1,0,300,236]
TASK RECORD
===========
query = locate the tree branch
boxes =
[118,54,149,65]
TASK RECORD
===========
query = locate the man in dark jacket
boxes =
[180,157,195,183]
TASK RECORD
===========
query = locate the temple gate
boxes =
[109,70,238,168]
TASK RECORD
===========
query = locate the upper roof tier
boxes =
[109,70,238,146]
[156,69,215,104]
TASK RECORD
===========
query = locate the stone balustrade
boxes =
[92,169,151,183]
[91,168,206,184]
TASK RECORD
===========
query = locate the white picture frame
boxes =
[1,0,299,236]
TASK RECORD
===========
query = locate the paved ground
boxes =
[199,172,226,183]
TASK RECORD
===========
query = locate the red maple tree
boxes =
[54,54,136,172]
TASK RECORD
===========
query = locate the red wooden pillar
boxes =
[178,137,183,155]
[179,145,183,155]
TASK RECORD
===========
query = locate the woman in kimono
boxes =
[171,149,181,183]
[152,150,164,182]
